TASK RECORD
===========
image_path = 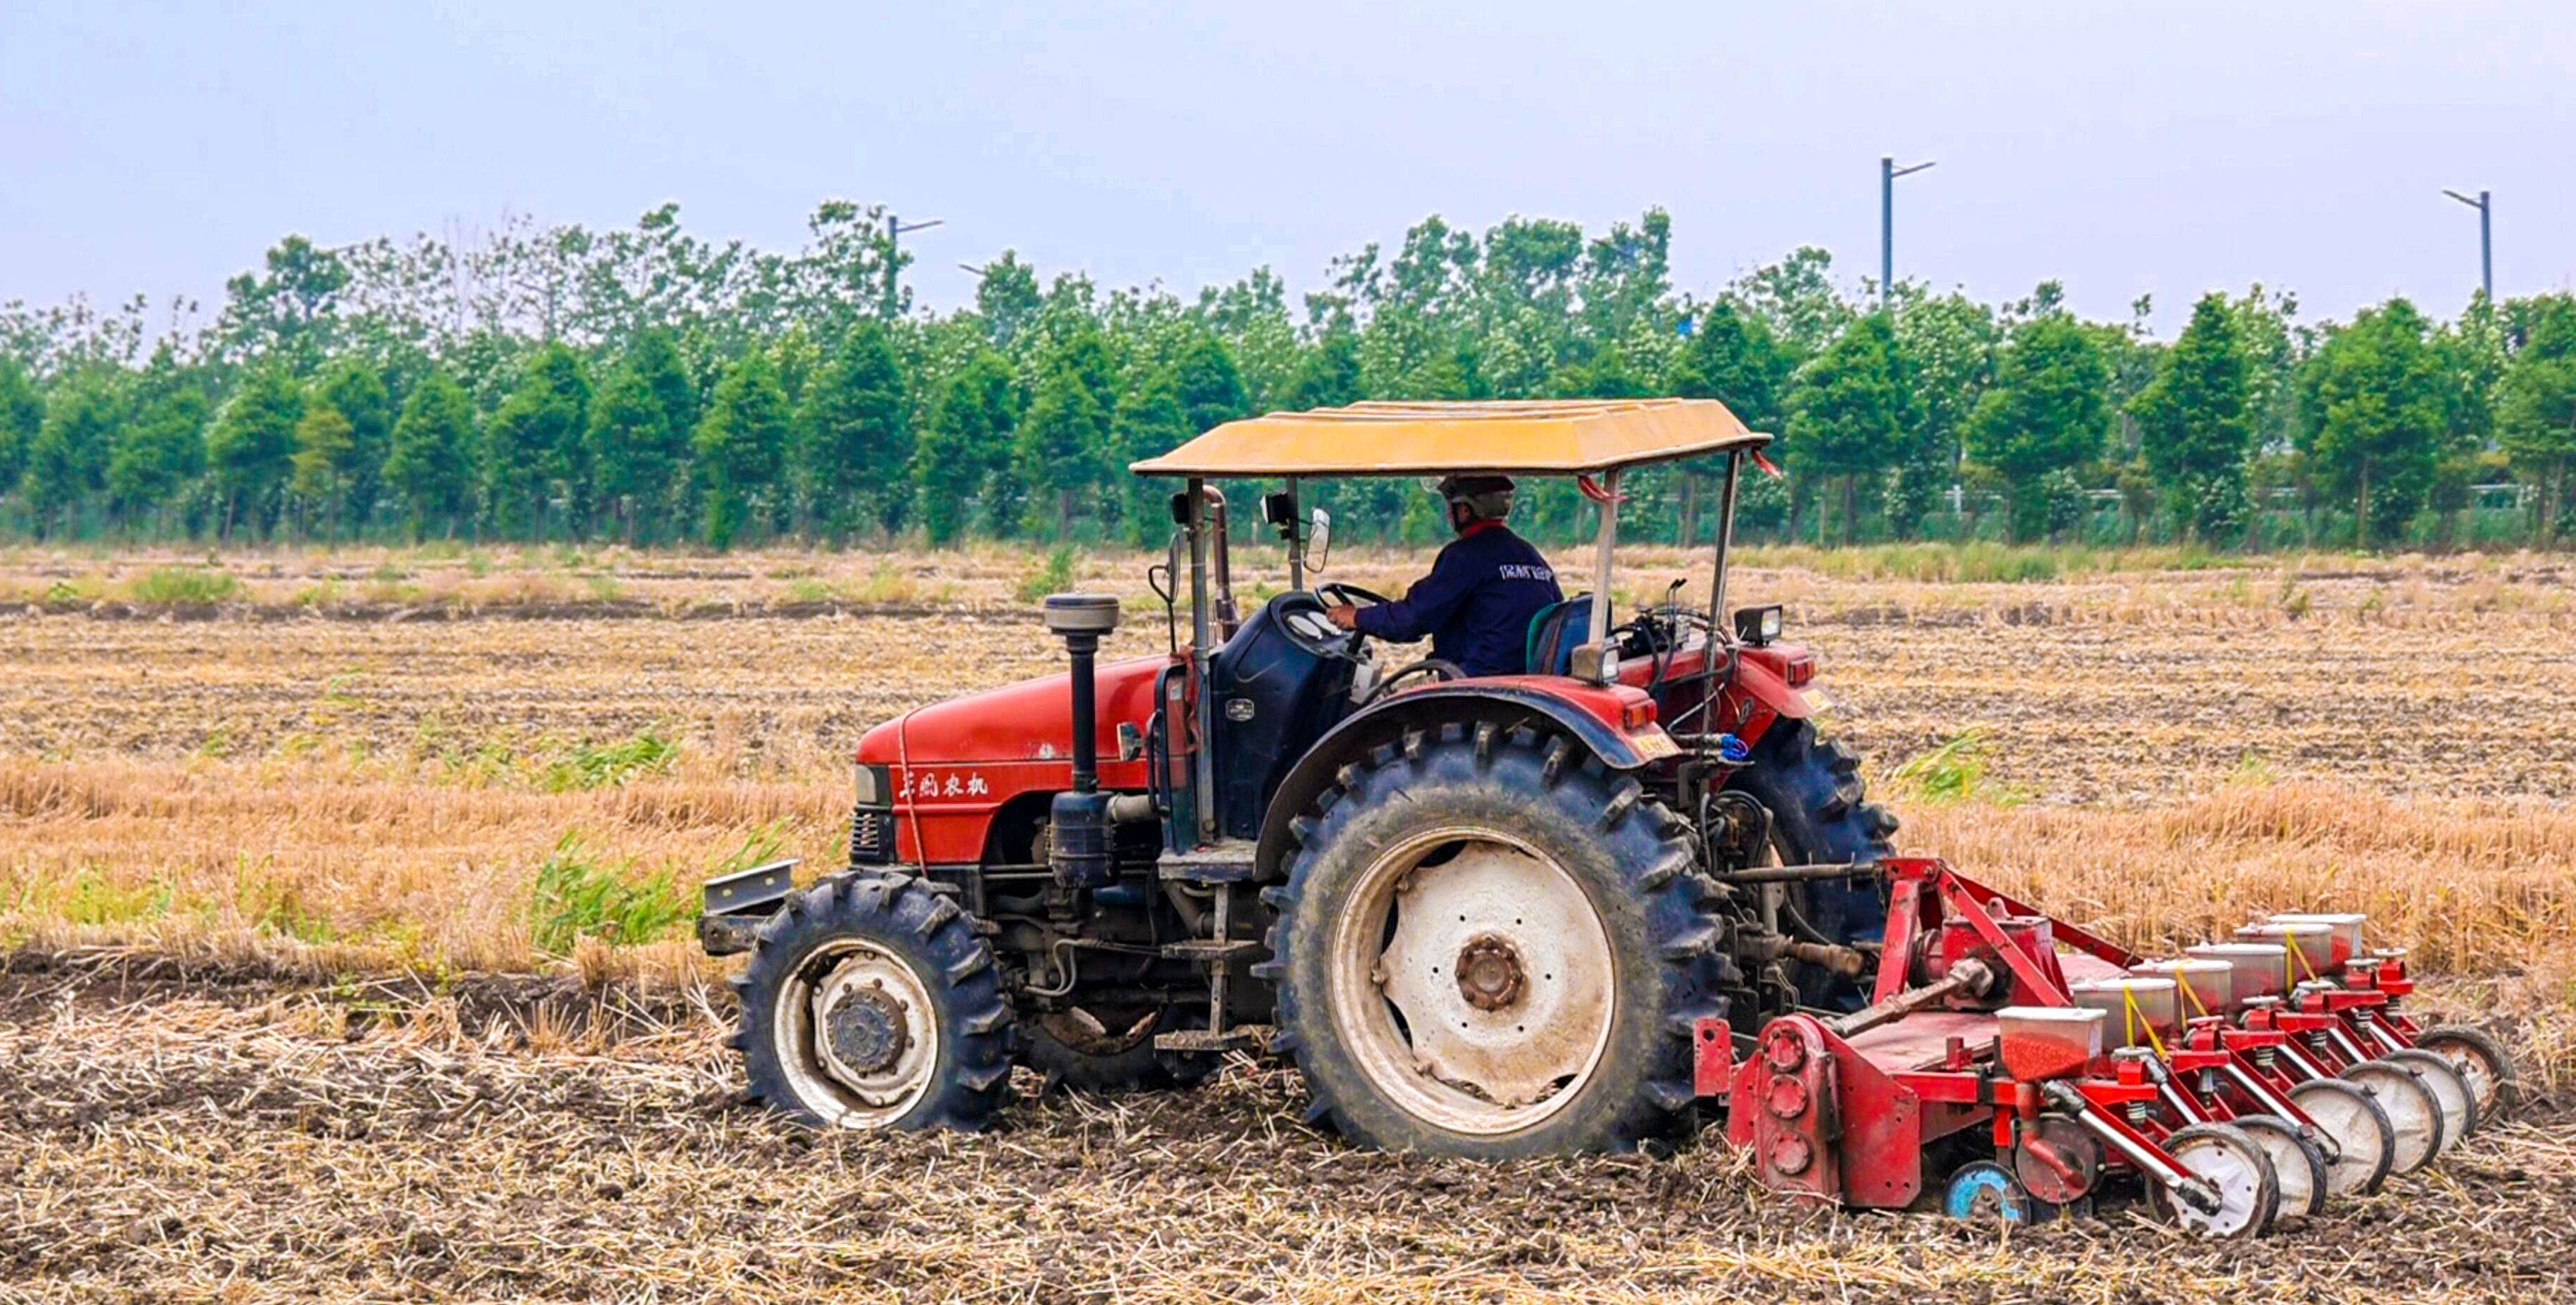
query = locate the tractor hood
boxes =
[856,653,1174,782]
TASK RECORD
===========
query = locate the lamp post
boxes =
[882,212,945,318]
[1881,156,1936,314]
[2441,188,2493,303]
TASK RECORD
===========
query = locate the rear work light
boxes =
[1733,604,1783,646]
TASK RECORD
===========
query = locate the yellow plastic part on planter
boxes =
[1129,399,1771,479]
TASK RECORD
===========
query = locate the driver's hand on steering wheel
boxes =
[1324,603,1361,631]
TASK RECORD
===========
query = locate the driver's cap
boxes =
[1432,473,1515,499]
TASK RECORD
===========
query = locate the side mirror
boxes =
[1307,508,1332,574]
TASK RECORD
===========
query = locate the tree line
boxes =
[2,201,2571,552]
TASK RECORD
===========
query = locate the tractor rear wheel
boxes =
[729,872,1015,1131]
[1258,723,1731,1158]
[1726,720,1898,1003]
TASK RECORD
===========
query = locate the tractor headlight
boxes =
[1733,604,1784,646]
[853,763,892,807]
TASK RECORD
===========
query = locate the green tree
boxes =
[1965,314,2112,541]
[2296,298,2447,548]
[483,343,591,539]
[385,370,476,538]
[914,351,1018,545]
[1285,321,1363,411]
[795,319,911,539]
[2128,292,2253,541]
[1015,350,1112,539]
[1786,314,1911,542]
[1888,292,1997,538]
[1115,363,1191,545]
[107,384,209,531]
[1173,334,1248,433]
[316,360,392,531]
[0,356,41,501]
[208,367,304,539]
[290,401,357,540]
[693,351,791,547]
[2497,293,2576,543]
[25,377,120,538]
[1669,300,1790,543]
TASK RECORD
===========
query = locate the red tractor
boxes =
[702,399,1895,1155]
[696,399,2509,1233]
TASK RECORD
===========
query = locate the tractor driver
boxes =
[1323,474,1563,678]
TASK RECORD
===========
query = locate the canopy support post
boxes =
[1708,452,1742,639]
[1284,477,1305,591]
[1186,477,1218,845]
[1584,469,1622,683]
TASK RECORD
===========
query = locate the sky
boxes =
[4,1,2571,337]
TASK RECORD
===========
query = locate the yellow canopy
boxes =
[1129,399,1770,478]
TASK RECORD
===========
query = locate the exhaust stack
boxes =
[1043,594,1119,889]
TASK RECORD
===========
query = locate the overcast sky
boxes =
[4,1,2569,336]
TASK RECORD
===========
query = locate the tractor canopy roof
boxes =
[1128,398,1770,479]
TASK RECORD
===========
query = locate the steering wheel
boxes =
[1316,581,1391,609]
[1268,591,1358,659]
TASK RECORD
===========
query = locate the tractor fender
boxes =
[1727,645,1812,750]
[1252,682,1670,881]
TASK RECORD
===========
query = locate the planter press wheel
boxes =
[2149,1122,2281,1240]
[2287,1077,2395,1197]
[2344,1059,2445,1174]
[2410,1025,2516,1125]
[2382,1047,2478,1144]
[2229,1115,2329,1219]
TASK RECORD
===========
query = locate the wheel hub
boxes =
[824,982,912,1075]
[1366,838,1616,1115]
[783,938,942,1126]
[1455,935,1527,1011]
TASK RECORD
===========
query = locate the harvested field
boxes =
[2,957,2569,1304]
[4,544,2573,1301]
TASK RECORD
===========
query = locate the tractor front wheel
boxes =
[1259,724,1730,1157]
[729,872,1015,1131]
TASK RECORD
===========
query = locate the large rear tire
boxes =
[729,872,1014,1131]
[1257,723,1732,1157]
[1725,720,1898,1002]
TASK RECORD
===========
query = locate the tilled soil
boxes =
[1,960,2565,1305]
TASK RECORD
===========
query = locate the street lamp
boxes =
[882,213,945,318]
[2441,188,2493,303]
[1881,156,1936,314]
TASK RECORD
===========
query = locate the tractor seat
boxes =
[1523,596,1591,676]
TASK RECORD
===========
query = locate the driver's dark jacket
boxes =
[1352,520,1562,677]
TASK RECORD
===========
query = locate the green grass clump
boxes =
[545,731,676,792]
[22,869,177,925]
[1887,727,2025,807]
[528,833,694,953]
[126,567,243,605]
[1016,544,1079,603]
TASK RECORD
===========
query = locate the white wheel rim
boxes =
[773,938,941,1129]
[2237,1121,2319,1217]
[2291,1083,2387,1198]
[1328,826,1618,1136]
[2347,1064,2437,1173]
[2411,1039,2493,1122]
[2392,1052,2473,1144]
[2166,1133,2266,1237]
